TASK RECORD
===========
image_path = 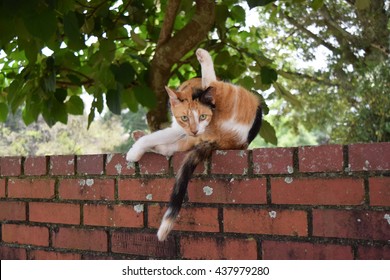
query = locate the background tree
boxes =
[0,0,389,152]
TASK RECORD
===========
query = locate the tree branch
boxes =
[157,0,181,45]
[147,0,215,130]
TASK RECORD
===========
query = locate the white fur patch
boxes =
[157,208,175,241]
[221,119,251,144]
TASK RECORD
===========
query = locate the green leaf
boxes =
[106,89,122,115]
[131,30,147,48]
[23,9,57,41]
[110,62,135,87]
[261,66,278,84]
[63,11,85,50]
[132,85,157,109]
[0,103,8,122]
[311,0,324,10]
[355,0,370,10]
[247,0,276,9]
[66,95,84,115]
[259,119,277,145]
[215,4,229,25]
[122,88,138,112]
[55,88,67,103]
[87,107,95,129]
[99,39,116,62]
[273,82,302,108]
[231,6,246,23]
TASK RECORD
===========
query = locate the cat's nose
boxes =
[191,129,198,136]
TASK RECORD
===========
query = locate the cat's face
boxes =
[166,78,214,136]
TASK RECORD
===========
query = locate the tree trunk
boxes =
[147,0,215,131]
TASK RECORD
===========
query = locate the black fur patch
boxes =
[192,87,215,109]
[247,105,262,144]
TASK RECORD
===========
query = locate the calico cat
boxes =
[126,48,262,241]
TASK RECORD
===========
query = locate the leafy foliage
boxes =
[0,0,389,149]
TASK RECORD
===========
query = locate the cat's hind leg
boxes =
[196,48,217,88]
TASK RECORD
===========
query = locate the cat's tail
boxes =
[157,141,216,241]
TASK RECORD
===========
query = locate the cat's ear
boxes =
[165,86,181,106]
[201,87,215,108]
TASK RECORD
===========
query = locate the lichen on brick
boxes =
[133,204,144,213]
[203,186,213,196]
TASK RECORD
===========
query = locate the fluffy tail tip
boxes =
[157,208,176,242]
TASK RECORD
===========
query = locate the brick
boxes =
[148,205,219,233]
[82,254,115,260]
[172,151,207,175]
[253,147,294,174]
[24,156,47,175]
[0,157,22,176]
[349,143,390,171]
[0,179,5,197]
[52,227,107,252]
[111,232,176,258]
[106,153,135,175]
[369,177,390,206]
[211,150,248,174]
[28,250,81,260]
[357,246,390,260]
[0,201,26,221]
[0,246,26,259]
[8,178,55,199]
[271,177,365,205]
[118,178,174,202]
[77,154,104,175]
[313,209,390,241]
[180,236,257,260]
[138,153,169,175]
[188,178,266,204]
[262,240,353,260]
[29,202,80,225]
[224,208,307,236]
[59,178,115,200]
[49,155,75,175]
[84,204,143,228]
[299,145,343,172]
[2,224,49,246]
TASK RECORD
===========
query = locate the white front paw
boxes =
[126,146,145,162]
[196,48,212,65]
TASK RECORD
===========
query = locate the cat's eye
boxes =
[199,114,207,121]
[181,116,188,122]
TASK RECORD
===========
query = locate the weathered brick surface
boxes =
[224,208,307,236]
[28,250,81,260]
[138,153,169,175]
[2,224,49,246]
[211,150,249,174]
[0,143,388,260]
[0,201,26,221]
[369,177,390,206]
[188,178,266,204]
[59,178,115,200]
[271,177,365,205]
[262,240,353,260]
[49,155,75,175]
[111,232,176,258]
[0,157,22,176]
[77,154,104,175]
[118,178,174,202]
[252,147,294,174]
[0,179,5,197]
[29,202,80,225]
[313,209,390,241]
[24,156,47,175]
[52,227,107,252]
[0,246,27,260]
[8,178,55,199]
[349,142,390,171]
[298,145,344,172]
[148,205,219,233]
[106,153,135,175]
[83,203,143,228]
[180,236,258,260]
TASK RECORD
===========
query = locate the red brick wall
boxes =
[0,143,389,260]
